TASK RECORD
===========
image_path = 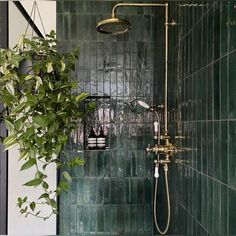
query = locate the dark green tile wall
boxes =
[171,1,236,235]
[57,1,162,235]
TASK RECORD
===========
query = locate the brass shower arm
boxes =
[111,3,168,18]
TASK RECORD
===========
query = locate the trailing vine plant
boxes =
[0,31,92,219]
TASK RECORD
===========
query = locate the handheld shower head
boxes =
[137,100,150,109]
[129,99,152,110]
[96,17,131,35]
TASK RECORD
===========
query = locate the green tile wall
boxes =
[57,1,163,235]
[170,1,236,235]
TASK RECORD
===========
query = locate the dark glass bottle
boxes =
[97,127,106,149]
[87,127,97,150]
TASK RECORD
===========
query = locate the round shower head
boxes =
[96,17,131,35]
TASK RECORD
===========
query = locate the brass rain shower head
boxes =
[96,17,131,35]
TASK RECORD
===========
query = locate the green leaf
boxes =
[38,193,49,200]
[42,181,49,190]
[15,117,26,131]
[35,211,41,216]
[23,178,42,187]
[67,156,85,167]
[46,62,53,73]
[35,76,43,91]
[12,102,26,113]
[62,171,72,183]
[49,199,57,208]
[76,92,89,102]
[23,127,34,139]
[3,135,16,146]
[6,82,15,95]
[23,196,27,202]
[38,87,45,100]
[4,119,14,132]
[48,81,54,91]
[33,115,50,128]
[29,202,36,212]
[20,158,36,171]
[26,94,37,104]
[17,197,23,208]
[24,74,34,81]
[19,150,29,160]
[60,60,66,72]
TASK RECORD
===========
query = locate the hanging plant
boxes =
[0,30,93,219]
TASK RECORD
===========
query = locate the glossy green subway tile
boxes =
[208,65,214,120]
[90,179,98,204]
[229,188,236,234]
[212,180,221,234]
[220,121,228,184]
[213,121,221,179]
[130,205,138,232]
[228,121,236,188]
[207,122,214,177]
[220,184,229,234]
[201,176,208,229]
[220,56,228,119]
[229,1,236,51]
[90,206,97,232]
[228,51,236,119]
[111,178,118,204]
[213,61,220,120]
[201,68,207,120]
[220,1,229,57]
[117,205,124,233]
[214,3,220,61]
[83,206,91,232]
[201,122,207,174]
[202,14,208,67]
[104,205,112,232]
[207,178,213,234]
[83,178,91,204]
[97,206,104,232]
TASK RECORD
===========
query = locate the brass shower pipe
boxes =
[111,3,169,136]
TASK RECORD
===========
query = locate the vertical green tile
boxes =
[76,206,84,233]
[213,121,221,179]
[212,180,221,234]
[104,205,112,232]
[208,65,214,120]
[207,122,214,177]
[201,176,208,229]
[228,121,236,188]
[207,179,213,234]
[229,188,236,234]
[97,206,104,232]
[228,52,236,119]
[229,1,236,51]
[221,184,229,234]
[208,7,214,63]
[214,61,220,120]
[220,1,229,56]
[214,3,220,60]
[83,206,91,233]
[220,56,228,119]
[221,121,228,184]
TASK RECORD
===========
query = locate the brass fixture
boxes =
[175,159,190,164]
[146,142,178,156]
[97,3,174,235]
[96,17,131,34]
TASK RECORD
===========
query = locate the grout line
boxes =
[180,163,236,192]
[180,119,236,123]
[175,4,214,49]
[178,202,209,234]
